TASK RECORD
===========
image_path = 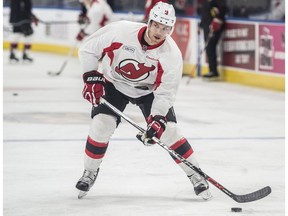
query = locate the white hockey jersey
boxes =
[79,20,183,116]
[85,0,113,35]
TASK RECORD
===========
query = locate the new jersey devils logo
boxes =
[115,59,156,82]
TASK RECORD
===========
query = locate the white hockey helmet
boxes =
[148,2,176,27]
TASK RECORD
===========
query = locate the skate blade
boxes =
[22,60,33,64]
[9,60,19,64]
[202,77,221,82]
[199,189,213,200]
[78,191,87,199]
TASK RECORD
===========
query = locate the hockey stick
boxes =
[186,31,213,85]
[47,40,79,76]
[100,97,272,203]
[10,19,78,27]
[38,19,78,25]
[47,23,89,76]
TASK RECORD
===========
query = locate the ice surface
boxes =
[3,51,285,216]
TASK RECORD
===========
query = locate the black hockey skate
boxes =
[22,53,33,63]
[202,72,220,81]
[9,52,19,63]
[188,173,212,200]
[76,168,99,199]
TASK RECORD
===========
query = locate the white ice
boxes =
[3,51,285,216]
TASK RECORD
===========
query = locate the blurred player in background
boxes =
[199,0,226,80]
[171,0,187,15]
[269,0,285,21]
[9,0,38,63]
[75,2,212,201]
[76,0,113,41]
[143,0,168,23]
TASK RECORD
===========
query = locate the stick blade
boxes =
[232,186,272,203]
[47,71,61,76]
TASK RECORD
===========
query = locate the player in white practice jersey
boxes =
[76,0,113,41]
[76,2,212,200]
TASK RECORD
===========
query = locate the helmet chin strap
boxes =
[145,26,153,45]
[168,26,174,36]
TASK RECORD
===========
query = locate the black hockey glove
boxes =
[78,13,90,25]
[31,14,39,26]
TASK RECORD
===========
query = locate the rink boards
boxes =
[3,7,285,91]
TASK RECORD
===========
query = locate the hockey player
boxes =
[9,0,38,62]
[76,2,212,200]
[76,0,113,41]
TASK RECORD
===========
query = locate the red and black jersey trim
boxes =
[11,43,18,49]
[154,61,164,90]
[85,136,109,159]
[102,42,123,65]
[169,138,193,164]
